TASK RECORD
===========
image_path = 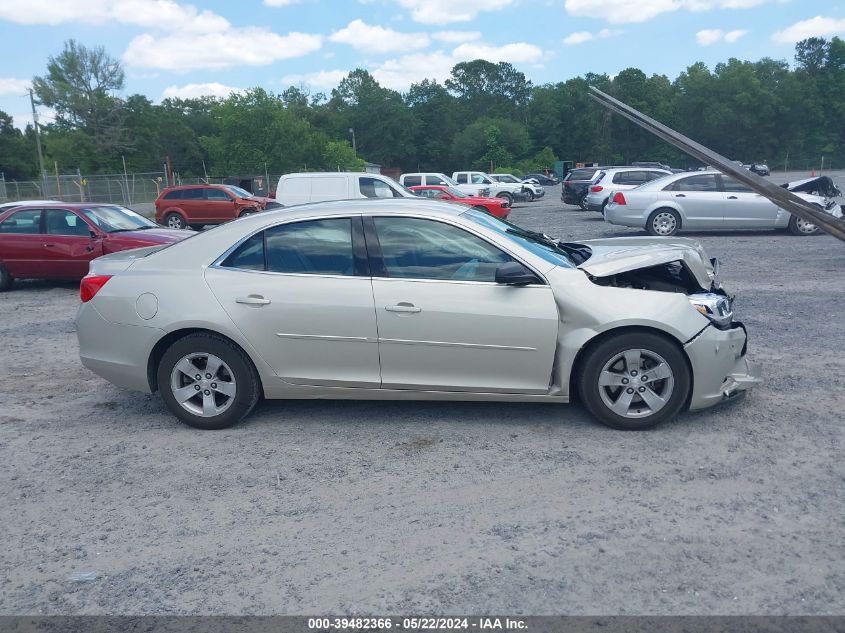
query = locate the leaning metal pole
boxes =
[588,87,845,243]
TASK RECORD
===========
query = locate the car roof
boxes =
[164,183,224,189]
[600,166,672,173]
[0,201,123,209]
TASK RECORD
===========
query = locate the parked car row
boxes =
[400,171,546,204]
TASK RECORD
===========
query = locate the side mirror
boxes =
[495,261,540,286]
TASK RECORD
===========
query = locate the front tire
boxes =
[164,212,187,230]
[647,208,681,236]
[497,192,514,205]
[578,332,691,430]
[157,333,261,430]
[0,263,13,291]
[524,190,535,202]
[787,214,821,236]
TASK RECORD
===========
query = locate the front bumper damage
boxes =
[684,321,762,410]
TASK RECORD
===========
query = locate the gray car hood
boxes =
[575,236,716,290]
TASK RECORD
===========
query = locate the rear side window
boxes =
[403,175,422,187]
[221,233,265,271]
[0,209,42,234]
[667,175,719,192]
[455,173,468,184]
[613,171,647,185]
[266,218,354,275]
[164,189,182,200]
[182,189,204,200]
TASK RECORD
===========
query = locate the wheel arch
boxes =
[567,324,694,407]
[147,327,264,395]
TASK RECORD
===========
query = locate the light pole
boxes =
[349,127,357,155]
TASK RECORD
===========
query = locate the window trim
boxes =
[363,215,547,286]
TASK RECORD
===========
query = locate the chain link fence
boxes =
[0,172,168,206]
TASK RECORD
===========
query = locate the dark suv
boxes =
[561,167,609,208]
[154,184,266,229]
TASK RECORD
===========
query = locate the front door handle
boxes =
[675,194,686,198]
[385,303,421,314]
[236,295,271,306]
[727,195,738,200]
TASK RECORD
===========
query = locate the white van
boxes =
[399,173,457,188]
[276,172,414,207]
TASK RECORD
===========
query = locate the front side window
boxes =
[414,188,439,199]
[359,177,402,199]
[45,209,91,236]
[205,188,232,201]
[721,177,753,193]
[266,218,354,275]
[0,209,42,234]
[668,175,719,192]
[374,217,512,282]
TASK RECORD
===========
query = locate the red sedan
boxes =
[409,185,511,218]
[0,203,189,291]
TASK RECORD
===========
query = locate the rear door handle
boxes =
[675,194,686,198]
[236,295,271,306]
[727,196,738,199]
[385,303,421,314]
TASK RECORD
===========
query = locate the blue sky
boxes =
[1,0,843,128]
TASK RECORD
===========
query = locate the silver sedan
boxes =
[604,170,840,236]
[76,199,760,430]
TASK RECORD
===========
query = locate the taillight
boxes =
[80,275,112,302]
[612,192,627,205]
[590,185,603,192]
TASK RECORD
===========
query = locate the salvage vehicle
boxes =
[453,171,524,205]
[562,167,610,208]
[0,203,188,291]
[781,175,842,199]
[748,163,770,177]
[408,184,511,218]
[155,184,267,230]
[276,172,414,207]
[489,173,545,201]
[76,198,759,431]
[603,170,840,236]
[582,167,671,212]
[523,173,559,186]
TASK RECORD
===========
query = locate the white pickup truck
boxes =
[452,171,525,204]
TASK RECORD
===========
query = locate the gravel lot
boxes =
[1,182,844,616]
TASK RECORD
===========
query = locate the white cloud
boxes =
[161,82,242,99]
[264,0,300,5]
[563,28,622,45]
[372,41,544,90]
[564,0,771,25]
[397,0,516,24]
[282,69,350,89]
[123,29,322,70]
[431,30,482,43]
[772,16,845,44]
[0,77,30,95]
[696,27,748,44]
[0,0,229,33]
[328,19,429,53]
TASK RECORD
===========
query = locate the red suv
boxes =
[154,184,266,229]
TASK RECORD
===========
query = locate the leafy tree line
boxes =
[1,37,843,182]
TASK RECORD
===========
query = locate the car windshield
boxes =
[82,205,157,232]
[225,185,253,198]
[464,209,575,268]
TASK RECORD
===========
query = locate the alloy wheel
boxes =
[169,353,237,418]
[652,212,677,235]
[597,348,675,419]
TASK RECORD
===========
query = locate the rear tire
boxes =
[157,333,261,430]
[0,264,13,292]
[787,214,821,236]
[164,212,187,230]
[647,208,681,236]
[578,332,690,430]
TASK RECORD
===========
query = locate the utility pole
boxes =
[28,89,45,181]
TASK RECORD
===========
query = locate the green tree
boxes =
[0,111,37,179]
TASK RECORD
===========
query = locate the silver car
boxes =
[76,199,760,431]
[604,170,840,236]
[582,167,671,212]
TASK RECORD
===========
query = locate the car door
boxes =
[204,187,237,222]
[367,215,559,394]
[662,174,724,228]
[0,208,46,278]
[719,175,780,227]
[41,209,104,278]
[205,216,381,388]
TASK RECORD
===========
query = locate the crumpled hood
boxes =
[576,236,716,290]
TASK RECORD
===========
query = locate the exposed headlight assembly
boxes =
[688,292,733,329]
